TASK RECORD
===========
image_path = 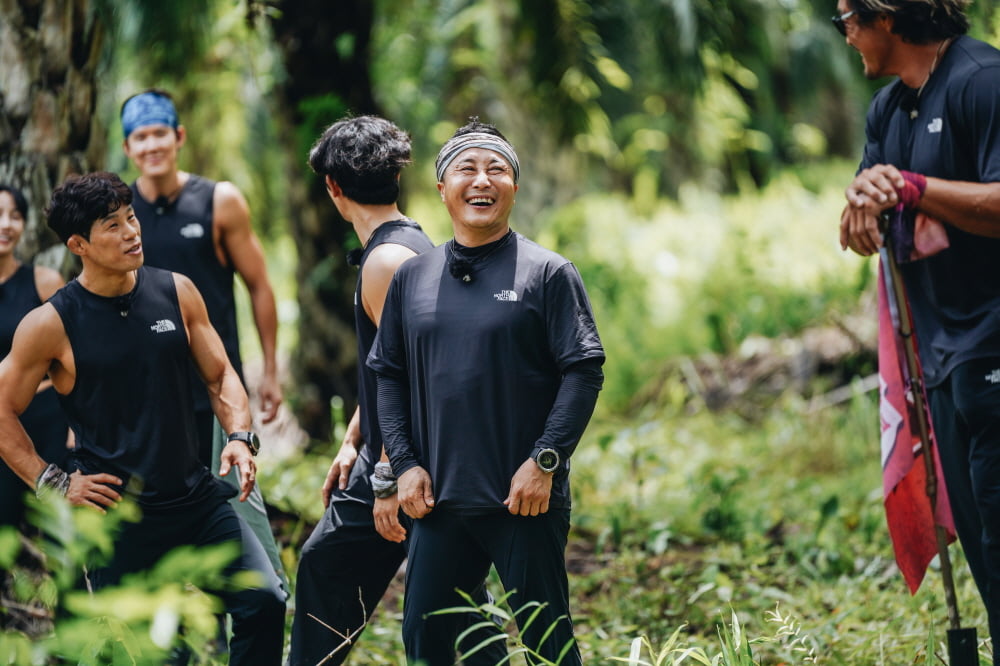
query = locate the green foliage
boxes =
[1,497,243,665]
[532,161,866,412]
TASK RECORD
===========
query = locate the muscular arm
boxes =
[32,266,65,394]
[213,181,282,422]
[176,272,256,500]
[362,242,418,539]
[0,304,120,508]
[0,305,67,486]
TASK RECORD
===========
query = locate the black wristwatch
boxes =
[531,447,561,474]
[227,431,261,457]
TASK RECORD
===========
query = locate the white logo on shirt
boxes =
[494,290,518,302]
[151,319,177,333]
[986,369,1000,384]
[927,117,943,134]
[180,223,205,239]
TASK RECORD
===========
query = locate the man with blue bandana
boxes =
[120,89,286,590]
[368,119,605,664]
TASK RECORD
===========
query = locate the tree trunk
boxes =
[0,0,106,634]
[268,0,379,442]
[0,0,106,272]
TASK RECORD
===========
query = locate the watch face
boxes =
[537,449,559,471]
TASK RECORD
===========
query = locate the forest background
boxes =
[3,0,1000,663]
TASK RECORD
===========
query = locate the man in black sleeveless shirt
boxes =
[120,88,286,589]
[289,116,505,665]
[369,120,605,665]
[837,1,1000,658]
[0,172,285,664]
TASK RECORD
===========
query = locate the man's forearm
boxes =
[0,415,48,488]
[249,286,280,376]
[921,178,1000,238]
[533,360,604,459]
[375,373,419,476]
[208,370,253,433]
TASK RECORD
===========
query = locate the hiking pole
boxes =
[881,236,978,665]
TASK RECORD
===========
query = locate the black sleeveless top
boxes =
[131,176,242,409]
[0,264,68,527]
[0,264,40,356]
[0,264,67,460]
[50,266,225,509]
[354,220,434,455]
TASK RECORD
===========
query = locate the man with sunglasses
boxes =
[835,1,1000,659]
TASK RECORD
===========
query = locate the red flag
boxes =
[878,261,955,594]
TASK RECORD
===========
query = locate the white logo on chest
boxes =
[493,290,518,302]
[151,319,177,333]
[180,223,205,239]
[927,117,943,134]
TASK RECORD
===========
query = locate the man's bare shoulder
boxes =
[12,302,67,352]
[212,180,251,219]
[363,242,420,279]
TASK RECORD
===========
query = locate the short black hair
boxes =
[47,172,133,243]
[850,0,969,43]
[307,115,411,205]
[0,184,29,218]
[449,116,510,143]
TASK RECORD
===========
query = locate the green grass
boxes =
[260,388,992,664]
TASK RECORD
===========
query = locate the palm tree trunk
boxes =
[0,0,106,272]
[269,0,379,441]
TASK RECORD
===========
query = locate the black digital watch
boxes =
[227,431,261,457]
[532,447,561,473]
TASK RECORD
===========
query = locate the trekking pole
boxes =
[881,236,977,665]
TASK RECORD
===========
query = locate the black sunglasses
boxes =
[831,10,857,36]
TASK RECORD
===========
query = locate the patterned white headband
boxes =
[434,132,520,183]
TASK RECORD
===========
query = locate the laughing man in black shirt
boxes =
[368,120,605,665]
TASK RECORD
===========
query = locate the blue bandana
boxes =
[121,92,178,139]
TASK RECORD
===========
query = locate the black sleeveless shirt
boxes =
[0,264,40,357]
[0,264,68,498]
[50,266,224,509]
[354,220,434,455]
[131,176,242,408]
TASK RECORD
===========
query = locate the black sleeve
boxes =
[532,359,604,459]
[376,373,420,477]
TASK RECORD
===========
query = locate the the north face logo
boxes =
[180,223,205,239]
[494,290,518,302]
[151,320,177,333]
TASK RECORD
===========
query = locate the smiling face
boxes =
[437,147,519,245]
[0,191,25,259]
[837,1,898,79]
[73,204,144,273]
[123,124,186,179]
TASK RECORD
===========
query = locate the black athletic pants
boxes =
[403,507,581,666]
[289,449,508,665]
[88,493,286,665]
[930,357,1000,666]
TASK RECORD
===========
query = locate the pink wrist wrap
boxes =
[897,171,927,209]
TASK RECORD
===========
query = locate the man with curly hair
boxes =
[836,0,1000,656]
